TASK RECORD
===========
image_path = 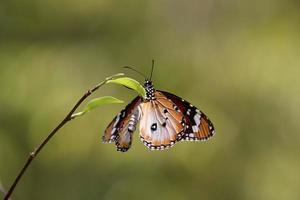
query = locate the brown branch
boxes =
[3,73,124,200]
[0,181,11,200]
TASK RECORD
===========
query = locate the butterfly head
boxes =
[144,79,156,100]
[123,60,156,100]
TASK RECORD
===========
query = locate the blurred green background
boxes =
[1,0,300,199]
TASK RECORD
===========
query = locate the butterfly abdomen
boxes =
[127,109,140,133]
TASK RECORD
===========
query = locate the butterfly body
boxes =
[103,79,215,152]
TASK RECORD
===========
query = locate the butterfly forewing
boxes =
[158,90,215,141]
[103,96,141,152]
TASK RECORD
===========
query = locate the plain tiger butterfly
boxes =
[103,61,215,152]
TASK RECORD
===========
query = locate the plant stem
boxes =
[3,73,124,200]
[0,181,11,200]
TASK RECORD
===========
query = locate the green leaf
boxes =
[71,96,124,119]
[107,77,146,98]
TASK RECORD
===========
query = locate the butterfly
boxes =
[103,62,215,152]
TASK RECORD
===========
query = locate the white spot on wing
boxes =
[194,113,201,126]
[111,128,117,134]
[192,125,199,132]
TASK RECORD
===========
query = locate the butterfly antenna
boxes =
[123,66,147,79]
[150,59,155,81]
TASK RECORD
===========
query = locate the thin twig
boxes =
[3,73,124,200]
[0,181,11,200]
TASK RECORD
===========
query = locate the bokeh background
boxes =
[1,0,300,199]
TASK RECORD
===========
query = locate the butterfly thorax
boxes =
[144,80,156,101]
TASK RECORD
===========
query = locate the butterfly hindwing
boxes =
[139,91,186,150]
[103,96,141,152]
[158,90,215,141]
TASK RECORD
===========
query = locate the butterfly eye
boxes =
[151,123,157,131]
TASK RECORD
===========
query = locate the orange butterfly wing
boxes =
[103,90,215,152]
[103,96,141,152]
[139,98,185,150]
[158,91,215,141]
